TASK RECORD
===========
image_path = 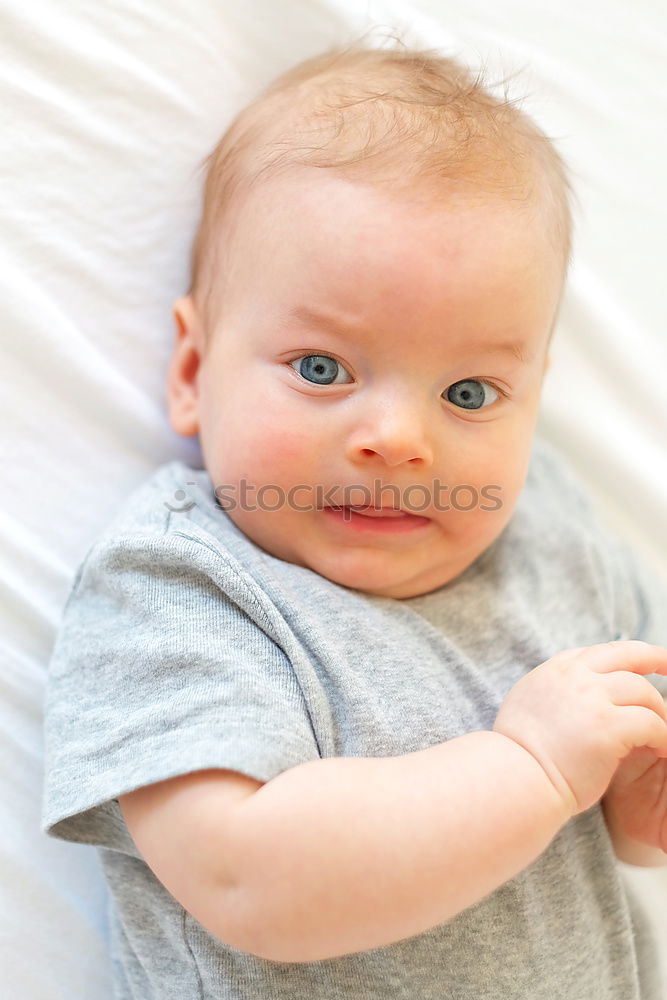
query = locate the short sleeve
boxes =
[41,528,321,856]
[590,521,667,698]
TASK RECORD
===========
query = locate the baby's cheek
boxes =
[268,427,313,466]
[438,457,517,534]
[234,416,314,484]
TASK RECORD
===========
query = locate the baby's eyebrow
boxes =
[484,341,531,364]
[288,305,364,338]
[288,306,531,365]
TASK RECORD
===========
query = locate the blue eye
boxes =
[290,355,353,385]
[445,379,499,410]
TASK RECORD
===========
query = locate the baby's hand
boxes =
[602,740,667,852]
[492,641,667,816]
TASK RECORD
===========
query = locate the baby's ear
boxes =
[167,295,204,437]
[172,295,207,349]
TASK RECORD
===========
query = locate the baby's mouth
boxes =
[343,505,408,518]
[322,504,432,532]
[327,505,411,519]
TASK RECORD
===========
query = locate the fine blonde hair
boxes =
[189,35,575,329]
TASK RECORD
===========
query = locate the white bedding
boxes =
[2,1,666,996]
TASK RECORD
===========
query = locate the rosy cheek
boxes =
[263,430,313,468]
[234,419,312,479]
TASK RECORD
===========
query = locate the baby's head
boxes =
[168,40,573,599]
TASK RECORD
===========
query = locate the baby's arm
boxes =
[122,731,566,963]
[229,648,667,964]
[122,642,667,965]
[223,730,568,963]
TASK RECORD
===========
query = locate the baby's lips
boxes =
[346,505,409,518]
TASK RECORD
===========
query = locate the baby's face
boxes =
[170,171,563,598]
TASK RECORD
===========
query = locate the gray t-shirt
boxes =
[41,435,667,1000]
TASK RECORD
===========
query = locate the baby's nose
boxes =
[345,397,435,468]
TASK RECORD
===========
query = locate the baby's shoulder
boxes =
[90,461,242,551]
[72,461,263,605]
[92,460,210,539]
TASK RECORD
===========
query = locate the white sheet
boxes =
[2,1,665,996]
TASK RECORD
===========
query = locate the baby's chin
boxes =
[295,548,473,600]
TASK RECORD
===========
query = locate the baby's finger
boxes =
[619,706,667,756]
[601,671,667,720]
[572,641,667,677]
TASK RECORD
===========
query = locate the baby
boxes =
[42,40,667,999]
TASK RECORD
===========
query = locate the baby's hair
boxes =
[189,32,575,332]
